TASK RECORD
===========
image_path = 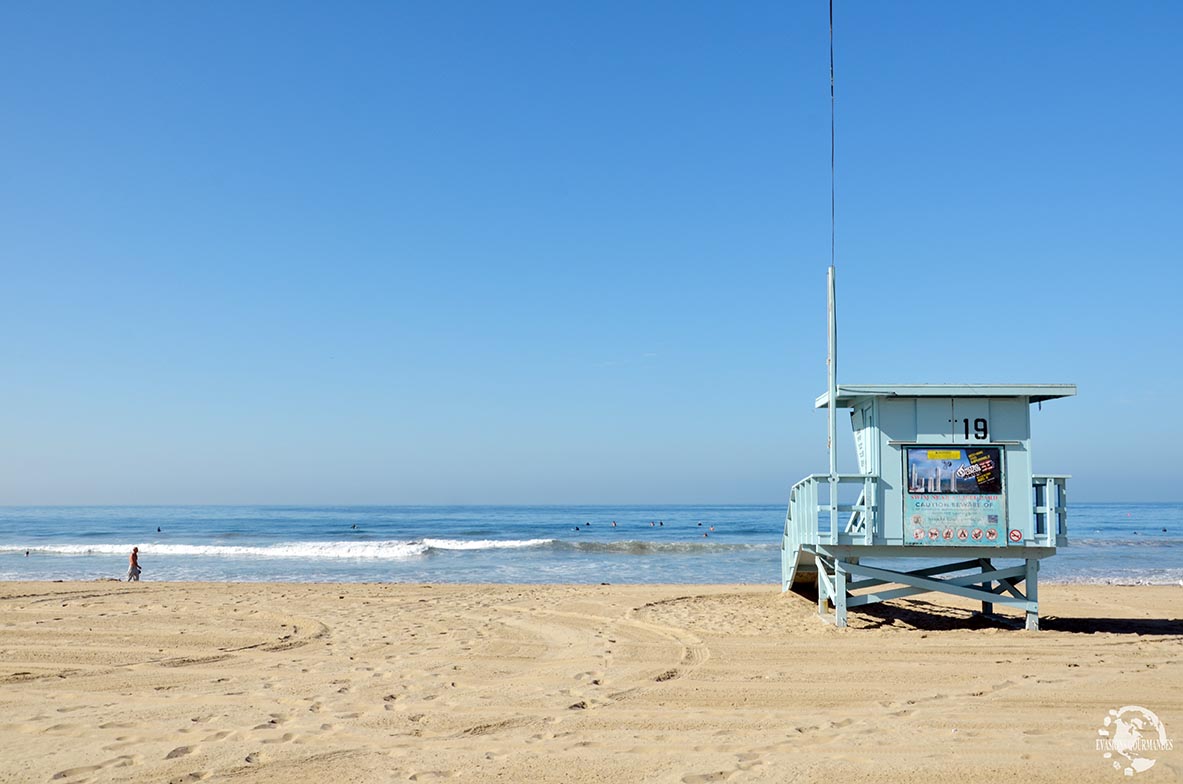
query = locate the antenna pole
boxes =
[827,0,839,536]
[827,266,838,535]
[829,0,836,270]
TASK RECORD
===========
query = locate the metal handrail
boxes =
[1032,475,1069,545]
[784,473,878,548]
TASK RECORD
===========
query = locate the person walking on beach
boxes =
[126,547,141,582]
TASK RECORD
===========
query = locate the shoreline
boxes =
[1,582,1180,782]
[5,575,1183,587]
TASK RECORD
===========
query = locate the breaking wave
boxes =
[423,538,553,551]
[0,538,775,560]
[0,538,554,560]
[553,541,777,554]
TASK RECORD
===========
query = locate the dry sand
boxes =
[0,581,1179,783]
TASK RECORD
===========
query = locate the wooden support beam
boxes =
[846,559,983,591]
[843,562,1034,611]
[1025,558,1040,630]
[844,564,1029,608]
[978,558,994,617]
[805,550,1046,630]
[816,558,833,618]
[995,575,1028,601]
[834,560,848,628]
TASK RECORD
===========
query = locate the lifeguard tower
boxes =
[782,270,1074,629]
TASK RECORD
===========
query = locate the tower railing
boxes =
[1032,475,1069,547]
[784,473,878,548]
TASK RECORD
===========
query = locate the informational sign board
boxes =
[904,446,1006,546]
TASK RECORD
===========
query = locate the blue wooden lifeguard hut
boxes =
[782,270,1075,629]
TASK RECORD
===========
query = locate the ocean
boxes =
[0,503,1178,585]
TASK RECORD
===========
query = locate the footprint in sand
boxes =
[53,754,141,780]
[261,731,295,745]
[101,738,144,752]
[43,723,77,733]
[681,772,736,783]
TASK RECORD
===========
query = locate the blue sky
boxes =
[1,2,1180,504]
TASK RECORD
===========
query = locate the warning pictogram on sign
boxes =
[1008,529,1023,543]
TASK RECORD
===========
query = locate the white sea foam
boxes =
[1,542,429,559]
[1046,573,1183,586]
[0,538,555,560]
[558,540,777,554]
[422,538,553,550]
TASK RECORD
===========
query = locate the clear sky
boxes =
[1,2,1180,504]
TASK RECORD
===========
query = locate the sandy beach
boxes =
[0,582,1179,783]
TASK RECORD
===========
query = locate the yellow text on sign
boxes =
[927,450,963,460]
